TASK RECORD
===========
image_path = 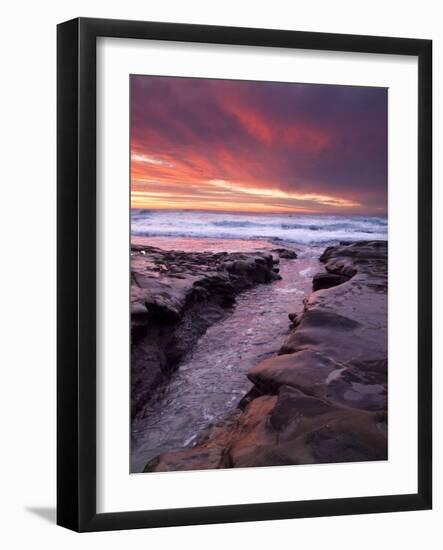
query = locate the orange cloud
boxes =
[129,76,387,215]
[130,149,361,213]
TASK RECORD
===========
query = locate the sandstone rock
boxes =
[226,387,386,468]
[145,445,225,472]
[326,358,387,411]
[271,248,298,260]
[312,271,350,291]
[249,349,342,396]
[143,241,388,471]
[268,386,337,431]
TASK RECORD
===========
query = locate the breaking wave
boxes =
[131,209,387,246]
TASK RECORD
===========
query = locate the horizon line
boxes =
[130,206,387,218]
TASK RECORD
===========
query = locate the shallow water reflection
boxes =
[131,241,320,473]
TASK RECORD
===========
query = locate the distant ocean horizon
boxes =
[131,209,387,246]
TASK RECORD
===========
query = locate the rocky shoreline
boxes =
[143,240,388,472]
[131,244,286,420]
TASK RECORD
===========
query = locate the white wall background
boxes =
[0,0,440,547]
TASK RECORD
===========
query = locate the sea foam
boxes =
[131,209,387,246]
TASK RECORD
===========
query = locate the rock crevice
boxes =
[145,240,388,472]
[131,244,282,420]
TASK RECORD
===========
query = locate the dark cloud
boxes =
[131,75,387,215]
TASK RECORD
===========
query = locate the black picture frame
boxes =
[57,17,432,532]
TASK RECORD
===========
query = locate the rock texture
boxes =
[131,244,281,420]
[271,248,298,260]
[145,240,388,471]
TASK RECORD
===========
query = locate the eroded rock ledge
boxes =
[145,240,388,472]
[131,245,283,420]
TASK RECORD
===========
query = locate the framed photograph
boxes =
[57,17,432,532]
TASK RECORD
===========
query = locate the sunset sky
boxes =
[131,76,387,216]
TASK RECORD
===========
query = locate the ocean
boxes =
[131,209,387,247]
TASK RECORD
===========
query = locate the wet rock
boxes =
[131,245,281,419]
[145,412,241,472]
[319,240,387,263]
[326,358,387,411]
[280,243,387,366]
[145,445,225,472]
[279,309,368,360]
[226,388,386,468]
[269,386,337,431]
[226,396,279,467]
[312,271,350,291]
[271,248,298,259]
[145,241,388,471]
[249,349,342,396]
[288,312,300,327]
[305,420,386,463]
[238,385,265,410]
